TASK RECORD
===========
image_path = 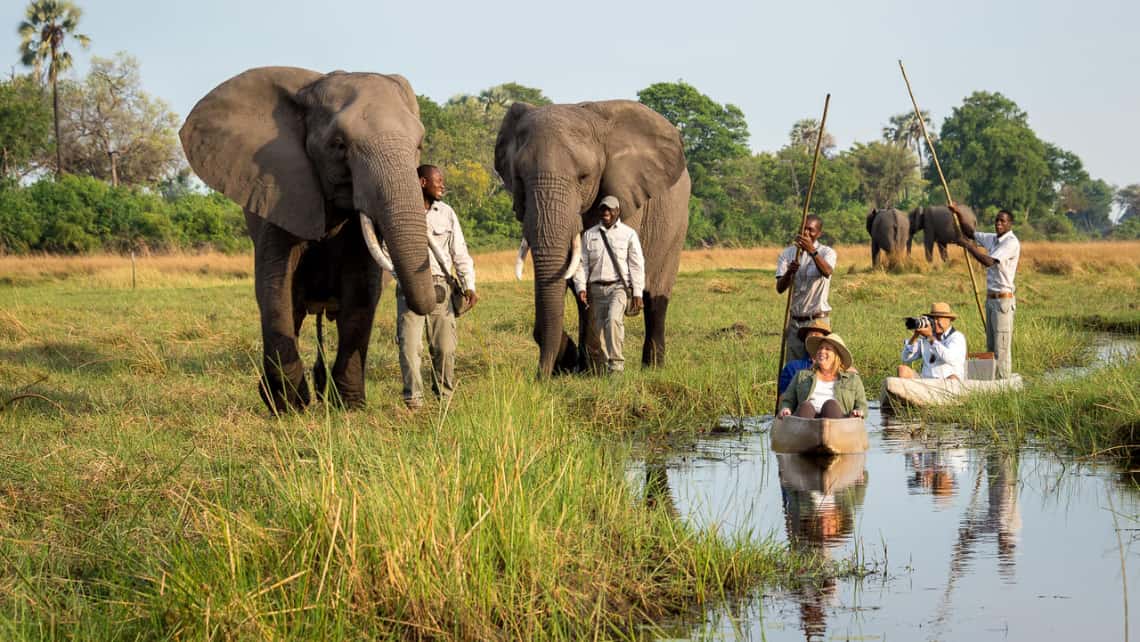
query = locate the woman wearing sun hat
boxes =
[778,333,868,419]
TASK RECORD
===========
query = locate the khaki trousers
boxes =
[590,282,628,373]
[985,297,1015,379]
[396,280,457,405]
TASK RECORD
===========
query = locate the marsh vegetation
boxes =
[0,242,1137,638]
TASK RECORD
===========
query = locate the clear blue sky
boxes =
[8,0,1138,190]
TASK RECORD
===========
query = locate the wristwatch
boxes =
[810,250,818,258]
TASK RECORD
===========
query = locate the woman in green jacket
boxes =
[778,333,868,419]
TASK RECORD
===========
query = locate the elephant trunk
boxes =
[352,142,434,315]
[532,248,573,377]
[525,177,581,377]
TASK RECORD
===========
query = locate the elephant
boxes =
[494,100,690,377]
[866,207,910,268]
[908,205,977,263]
[180,67,437,413]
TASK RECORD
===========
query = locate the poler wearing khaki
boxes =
[573,196,645,373]
[952,205,1021,379]
[396,165,479,408]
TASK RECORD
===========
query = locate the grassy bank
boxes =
[923,336,1140,458]
[1,243,1137,637]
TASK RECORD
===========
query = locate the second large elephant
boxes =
[495,100,690,376]
[909,205,977,263]
[180,68,436,412]
[866,207,910,267]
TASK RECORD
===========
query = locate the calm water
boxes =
[635,404,1139,641]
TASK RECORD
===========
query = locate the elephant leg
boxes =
[871,239,880,268]
[572,279,599,373]
[254,226,311,414]
[536,325,580,376]
[938,242,949,262]
[643,291,669,367]
[330,242,380,409]
[925,235,935,262]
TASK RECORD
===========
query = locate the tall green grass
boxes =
[0,252,1136,637]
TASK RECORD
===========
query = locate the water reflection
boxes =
[645,412,1138,641]
[777,454,867,641]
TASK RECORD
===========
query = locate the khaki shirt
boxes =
[775,242,836,316]
[572,221,645,297]
[426,201,476,291]
[975,230,1019,294]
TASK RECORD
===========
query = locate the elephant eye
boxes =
[332,136,347,151]
[578,173,589,182]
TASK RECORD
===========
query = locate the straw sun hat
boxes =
[805,333,853,370]
[926,302,958,319]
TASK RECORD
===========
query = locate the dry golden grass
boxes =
[2,241,1137,287]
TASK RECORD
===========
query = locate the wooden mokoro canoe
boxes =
[770,415,869,455]
[880,374,1024,411]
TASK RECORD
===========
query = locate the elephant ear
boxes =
[180,66,325,240]
[494,102,534,220]
[578,100,686,213]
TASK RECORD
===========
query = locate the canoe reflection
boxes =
[777,453,869,641]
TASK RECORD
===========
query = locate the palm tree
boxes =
[788,118,835,155]
[18,0,90,178]
[883,111,934,168]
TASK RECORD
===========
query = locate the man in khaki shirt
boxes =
[395,165,478,409]
[775,215,837,361]
[572,196,645,373]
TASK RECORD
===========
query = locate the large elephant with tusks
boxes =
[180,68,437,413]
[495,100,690,377]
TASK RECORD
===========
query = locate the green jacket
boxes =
[778,368,868,417]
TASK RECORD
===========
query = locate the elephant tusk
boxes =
[515,238,529,281]
[562,233,581,281]
[359,213,396,275]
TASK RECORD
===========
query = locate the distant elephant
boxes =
[180,67,436,413]
[909,205,977,263]
[495,100,690,376]
[866,207,910,267]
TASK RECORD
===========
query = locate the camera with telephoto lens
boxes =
[905,315,933,330]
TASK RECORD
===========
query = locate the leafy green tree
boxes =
[846,141,924,208]
[637,81,749,172]
[18,0,91,178]
[478,82,551,109]
[1116,184,1140,222]
[1059,178,1114,235]
[57,52,183,185]
[0,75,52,178]
[0,181,42,252]
[932,91,1050,217]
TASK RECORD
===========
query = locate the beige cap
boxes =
[599,195,620,210]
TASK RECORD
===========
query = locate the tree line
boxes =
[2,0,1137,256]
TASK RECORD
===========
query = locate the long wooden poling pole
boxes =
[775,94,830,413]
[898,60,987,331]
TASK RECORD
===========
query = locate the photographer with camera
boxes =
[897,302,967,380]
